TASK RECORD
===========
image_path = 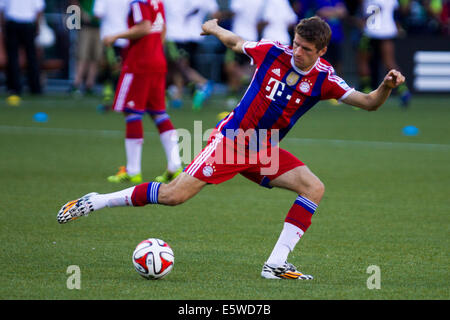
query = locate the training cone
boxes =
[402,125,419,136]
[33,112,48,123]
[6,95,21,106]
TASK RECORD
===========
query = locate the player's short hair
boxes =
[295,16,331,51]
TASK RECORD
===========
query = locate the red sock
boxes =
[131,183,149,206]
[152,113,174,134]
[284,195,318,233]
[131,182,161,206]
[125,114,143,139]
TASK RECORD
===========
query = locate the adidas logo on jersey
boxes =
[150,12,164,33]
[271,68,281,77]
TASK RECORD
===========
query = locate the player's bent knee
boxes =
[313,180,325,199]
[301,178,325,204]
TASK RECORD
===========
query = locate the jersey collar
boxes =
[290,57,320,75]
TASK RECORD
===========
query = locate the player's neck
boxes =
[291,57,319,75]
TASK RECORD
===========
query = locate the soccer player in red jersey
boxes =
[58,17,405,280]
[104,0,182,184]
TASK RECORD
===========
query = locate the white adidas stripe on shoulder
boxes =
[259,39,293,55]
[316,61,335,74]
[317,60,333,69]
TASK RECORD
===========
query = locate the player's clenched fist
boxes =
[201,19,219,36]
[383,69,406,89]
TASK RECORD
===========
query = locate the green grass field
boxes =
[0,93,449,300]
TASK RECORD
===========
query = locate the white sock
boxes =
[90,187,135,211]
[125,138,143,175]
[159,129,181,172]
[266,222,304,266]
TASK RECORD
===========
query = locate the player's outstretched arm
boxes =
[201,19,245,54]
[103,20,152,47]
[342,69,406,111]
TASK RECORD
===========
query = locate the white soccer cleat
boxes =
[57,192,98,224]
[261,262,313,280]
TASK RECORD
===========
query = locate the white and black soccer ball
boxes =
[132,238,174,280]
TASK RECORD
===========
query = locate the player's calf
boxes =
[157,173,206,206]
[130,173,205,207]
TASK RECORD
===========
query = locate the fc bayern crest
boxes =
[202,165,214,177]
[299,81,311,93]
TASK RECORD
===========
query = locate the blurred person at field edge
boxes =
[69,0,102,96]
[358,0,411,107]
[316,0,348,76]
[224,0,268,107]
[261,0,298,46]
[163,0,188,109]
[164,0,218,111]
[94,0,130,111]
[0,0,45,100]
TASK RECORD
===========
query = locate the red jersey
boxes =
[217,39,354,142]
[122,0,167,74]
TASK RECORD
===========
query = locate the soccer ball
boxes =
[132,238,174,280]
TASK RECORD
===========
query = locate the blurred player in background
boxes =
[104,0,182,184]
[70,0,102,96]
[93,0,130,112]
[164,0,216,111]
[358,0,411,106]
[224,0,268,106]
[184,0,219,111]
[260,0,298,46]
[58,16,406,280]
[1,0,45,100]
[316,0,348,76]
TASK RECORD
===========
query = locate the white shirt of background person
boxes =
[262,0,297,45]
[363,0,399,39]
[1,0,45,23]
[93,0,130,48]
[184,0,219,43]
[164,0,191,43]
[230,0,267,41]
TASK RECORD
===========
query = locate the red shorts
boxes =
[112,71,166,114]
[185,130,304,188]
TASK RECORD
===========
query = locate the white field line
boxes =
[282,136,450,151]
[0,125,449,151]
